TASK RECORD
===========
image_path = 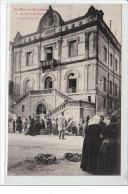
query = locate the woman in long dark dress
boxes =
[80,115,106,174]
[97,115,121,175]
[15,116,22,133]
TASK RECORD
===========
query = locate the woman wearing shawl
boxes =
[80,115,106,174]
[97,115,121,175]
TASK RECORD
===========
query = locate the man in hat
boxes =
[57,112,66,139]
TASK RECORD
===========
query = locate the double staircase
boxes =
[14,89,72,107]
[9,89,95,120]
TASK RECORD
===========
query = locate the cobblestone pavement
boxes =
[8,133,89,176]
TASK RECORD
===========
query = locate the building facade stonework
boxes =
[9,5,121,123]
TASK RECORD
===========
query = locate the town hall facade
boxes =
[9,5,121,123]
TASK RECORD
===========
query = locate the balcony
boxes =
[40,58,59,70]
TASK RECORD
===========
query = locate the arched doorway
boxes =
[67,73,77,93]
[36,103,46,115]
[45,76,53,89]
[25,79,32,93]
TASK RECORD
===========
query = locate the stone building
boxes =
[9,5,121,123]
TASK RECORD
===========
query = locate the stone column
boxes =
[37,73,41,90]
[85,33,89,58]
[58,40,62,61]
[84,66,88,91]
[93,31,98,57]
[88,65,91,91]
[38,45,41,61]
[91,65,96,90]
[84,65,88,91]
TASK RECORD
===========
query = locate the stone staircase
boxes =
[46,100,95,122]
[9,106,20,118]
[9,89,95,122]
[15,89,72,108]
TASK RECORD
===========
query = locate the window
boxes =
[104,99,106,109]
[69,40,77,57]
[72,23,75,28]
[46,46,53,60]
[26,52,32,65]
[104,47,107,62]
[115,59,118,71]
[67,73,77,93]
[88,96,91,102]
[79,21,82,26]
[110,100,112,109]
[65,26,68,30]
[45,77,53,89]
[115,83,117,96]
[22,105,25,112]
[110,81,112,94]
[103,77,106,92]
[110,54,113,66]
[24,39,26,43]
[29,38,31,42]
[25,79,32,93]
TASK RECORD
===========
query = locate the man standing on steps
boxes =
[58,112,66,139]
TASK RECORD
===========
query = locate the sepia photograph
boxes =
[8,3,121,177]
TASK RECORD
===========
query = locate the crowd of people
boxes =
[8,112,121,175]
[80,114,121,175]
[8,114,86,137]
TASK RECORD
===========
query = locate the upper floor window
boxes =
[67,73,77,93]
[103,77,106,92]
[104,47,107,62]
[110,53,113,66]
[110,100,112,109]
[46,46,53,60]
[72,23,75,28]
[79,21,82,26]
[115,59,118,71]
[27,52,32,66]
[115,83,117,96]
[110,81,112,94]
[88,96,91,102]
[69,40,77,57]
[45,76,53,89]
[104,98,106,109]
[65,26,68,30]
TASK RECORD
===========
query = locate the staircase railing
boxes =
[54,89,72,101]
[15,89,72,106]
[46,100,95,118]
[46,100,80,118]
[15,91,30,106]
[9,106,19,115]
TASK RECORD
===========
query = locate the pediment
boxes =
[37,5,64,33]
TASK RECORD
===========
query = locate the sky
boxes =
[10,4,121,43]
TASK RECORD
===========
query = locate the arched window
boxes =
[25,79,32,93]
[36,103,46,115]
[45,76,52,89]
[67,73,77,93]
